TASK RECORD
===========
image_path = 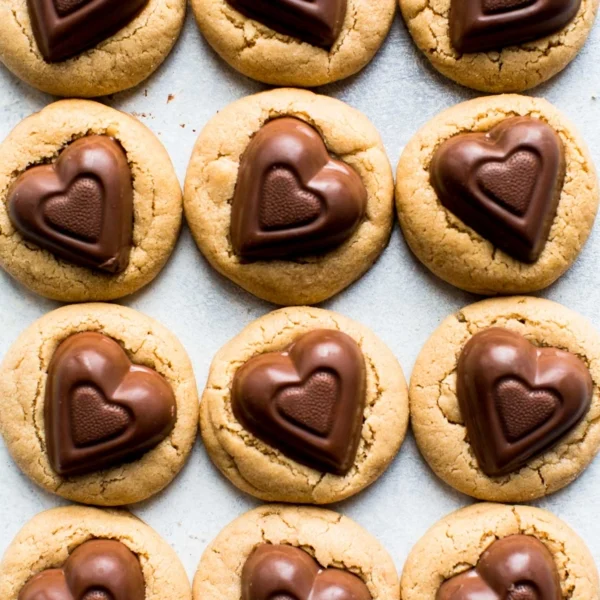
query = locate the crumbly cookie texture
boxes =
[0,506,192,600]
[410,296,600,502]
[200,306,409,504]
[0,303,199,506]
[401,503,599,600]
[396,95,598,295]
[399,0,599,92]
[0,0,185,97]
[184,88,394,306]
[0,100,182,302]
[190,0,396,87]
[194,504,399,600]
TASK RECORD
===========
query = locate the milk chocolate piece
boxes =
[225,0,347,47]
[232,329,366,474]
[230,118,367,261]
[19,539,145,600]
[450,0,582,54]
[457,328,592,476]
[8,136,133,273]
[430,117,565,263]
[45,332,177,476]
[243,545,371,600]
[437,535,560,600]
[28,0,149,62]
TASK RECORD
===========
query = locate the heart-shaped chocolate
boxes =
[225,0,347,47]
[230,118,367,261]
[430,117,565,263]
[19,539,145,600]
[231,329,366,474]
[437,535,561,600]
[457,328,593,476]
[449,0,581,54]
[45,331,177,477]
[27,0,149,62]
[8,136,133,274]
[242,545,371,600]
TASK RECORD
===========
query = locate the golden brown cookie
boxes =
[200,306,409,504]
[0,302,199,506]
[184,88,394,306]
[410,296,600,502]
[401,503,598,600]
[396,95,598,295]
[0,100,182,302]
[399,0,599,92]
[0,505,191,600]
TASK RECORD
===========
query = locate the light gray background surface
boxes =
[1,7,600,584]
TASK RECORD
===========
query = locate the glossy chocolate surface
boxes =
[430,117,565,263]
[437,535,561,600]
[45,332,177,476]
[450,0,581,54]
[230,118,367,261]
[232,329,366,474]
[225,0,347,47]
[457,328,592,476]
[8,136,133,274]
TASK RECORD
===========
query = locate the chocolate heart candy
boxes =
[457,328,593,476]
[232,329,366,474]
[8,136,133,274]
[230,118,367,261]
[28,0,149,62]
[437,535,560,600]
[430,117,565,263]
[19,539,145,600]
[449,0,581,54]
[45,332,177,476]
[242,544,371,600]
[225,0,347,47]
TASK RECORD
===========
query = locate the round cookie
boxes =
[0,0,185,97]
[399,0,599,92]
[402,503,598,600]
[410,296,600,502]
[396,95,598,295]
[0,302,199,506]
[0,505,191,600]
[0,100,182,302]
[193,504,399,600]
[200,306,409,504]
[190,0,396,87]
[184,88,394,305]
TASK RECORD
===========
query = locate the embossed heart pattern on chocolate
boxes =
[430,117,565,263]
[437,535,561,600]
[457,328,593,476]
[18,539,145,600]
[232,329,366,474]
[230,118,367,261]
[45,332,177,477]
[242,544,371,600]
[8,135,133,274]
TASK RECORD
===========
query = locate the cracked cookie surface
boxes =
[189,0,395,86]
[0,302,199,506]
[200,306,409,504]
[410,296,600,502]
[193,504,399,600]
[401,502,599,599]
[399,0,599,92]
[184,88,394,306]
[0,0,185,97]
[0,505,192,600]
[396,95,598,295]
[0,100,182,302]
